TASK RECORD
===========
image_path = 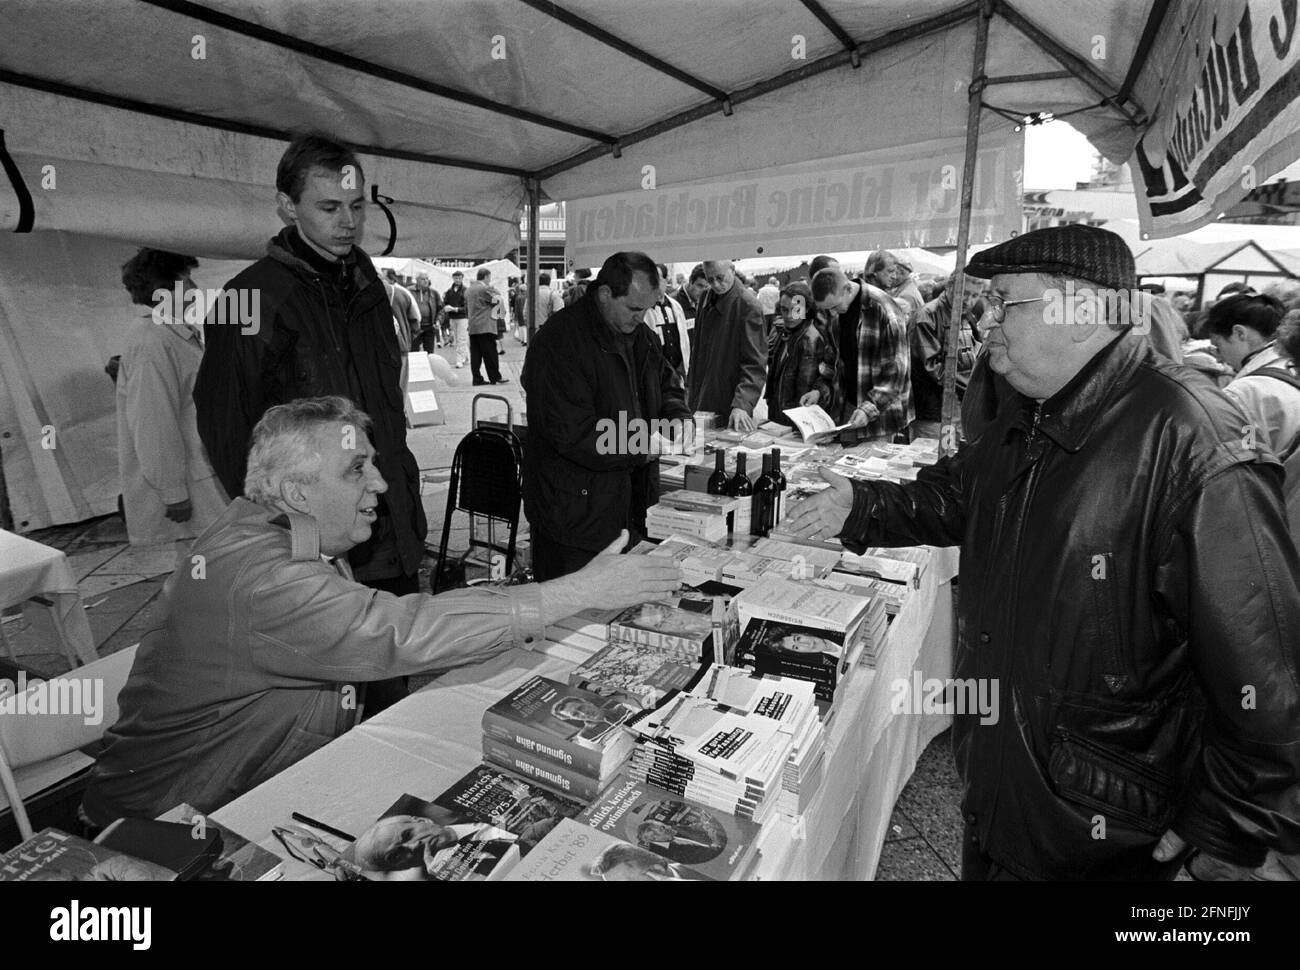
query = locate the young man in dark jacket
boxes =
[787,225,1300,880]
[522,252,692,580]
[194,134,427,605]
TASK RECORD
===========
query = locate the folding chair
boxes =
[431,395,524,593]
[0,644,139,841]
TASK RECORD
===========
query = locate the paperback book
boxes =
[481,675,637,780]
[733,616,851,702]
[568,640,702,709]
[505,818,712,881]
[431,763,587,848]
[578,771,763,880]
[343,791,522,881]
[0,828,176,881]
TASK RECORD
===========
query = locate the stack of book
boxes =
[819,571,909,617]
[647,535,738,585]
[625,690,792,825]
[568,639,701,710]
[342,764,587,881]
[545,606,621,655]
[607,591,739,666]
[733,576,886,699]
[481,675,639,801]
[838,546,929,588]
[576,770,764,880]
[646,490,743,542]
[687,665,826,820]
[750,537,842,578]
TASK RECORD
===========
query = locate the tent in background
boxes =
[3,1,1299,528]
[372,257,457,293]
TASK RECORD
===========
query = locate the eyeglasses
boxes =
[981,293,1047,325]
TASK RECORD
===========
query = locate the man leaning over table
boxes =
[81,396,681,826]
[785,224,1300,881]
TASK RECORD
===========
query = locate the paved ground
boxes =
[5,335,963,878]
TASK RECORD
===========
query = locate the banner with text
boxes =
[1133,0,1300,237]
[564,130,1025,269]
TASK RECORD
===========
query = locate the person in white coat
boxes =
[116,249,229,545]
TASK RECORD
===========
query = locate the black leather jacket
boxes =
[839,334,1300,878]
[522,295,690,550]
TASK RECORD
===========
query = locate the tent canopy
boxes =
[8,0,1289,262]
[4,1,1300,529]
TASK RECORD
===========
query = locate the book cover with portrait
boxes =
[506,818,712,882]
[578,771,762,880]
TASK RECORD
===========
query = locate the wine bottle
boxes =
[771,448,787,526]
[727,452,753,498]
[752,453,776,537]
[706,450,729,495]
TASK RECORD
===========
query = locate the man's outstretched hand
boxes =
[782,467,854,542]
[572,531,682,610]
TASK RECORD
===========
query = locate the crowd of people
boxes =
[92,131,1300,880]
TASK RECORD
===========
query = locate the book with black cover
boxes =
[156,804,285,881]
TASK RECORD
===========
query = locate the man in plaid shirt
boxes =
[812,266,913,439]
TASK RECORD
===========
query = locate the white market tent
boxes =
[3,0,1298,528]
[372,257,457,292]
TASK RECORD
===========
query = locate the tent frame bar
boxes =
[526,179,541,344]
[516,0,729,102]
[137,0,617,146]
[0,68,531,178]
[997,0,1145,127]
[1117,0,1172,105]
[939,0,993,453]
[532,1,981,181]
[798,0,863,65]
[985,70,1073,85]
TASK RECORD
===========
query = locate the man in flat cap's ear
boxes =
[787,223,1300,881]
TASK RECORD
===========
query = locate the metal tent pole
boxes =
[939,0,993,456]
[526,179,541,344]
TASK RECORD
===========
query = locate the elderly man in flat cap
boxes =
[787,224,1300,881]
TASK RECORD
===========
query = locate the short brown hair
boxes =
[276,134,364,202]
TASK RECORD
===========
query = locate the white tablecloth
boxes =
[216,547,960,880]
[0,529,96,666]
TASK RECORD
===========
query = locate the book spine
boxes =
[480,710,603,777]
[482,739,604,802]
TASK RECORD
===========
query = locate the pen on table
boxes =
[291,811,355,842]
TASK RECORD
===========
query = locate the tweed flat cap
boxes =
[965,224,1136,292]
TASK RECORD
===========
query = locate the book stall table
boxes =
[0,529,97,668]
[214,545,960,881]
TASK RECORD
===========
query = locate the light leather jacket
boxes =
[83,498,544,823]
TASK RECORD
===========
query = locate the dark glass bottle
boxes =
[706,450,729,495]
[752,453,777,537]
[727,452,753,498]
[770,448,787,526]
